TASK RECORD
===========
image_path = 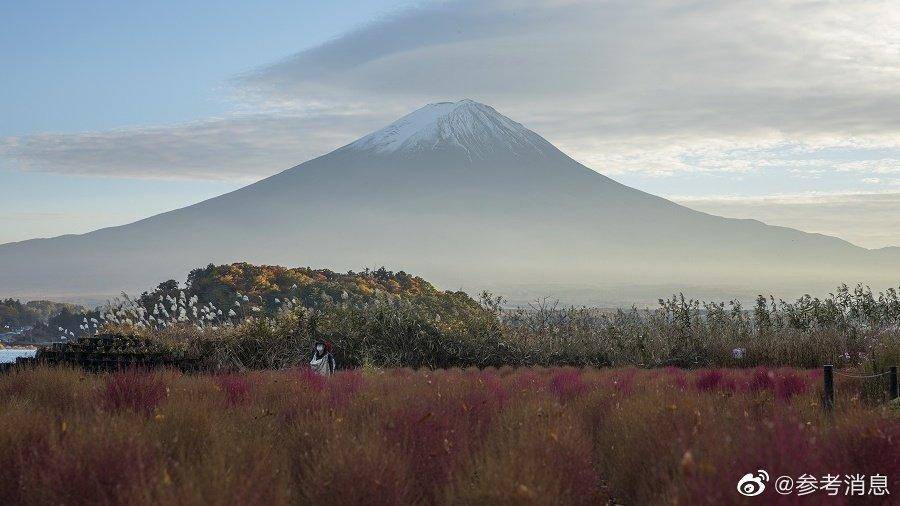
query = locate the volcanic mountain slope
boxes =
[2,99,898,302]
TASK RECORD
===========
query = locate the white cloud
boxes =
[243,0,900,132]
[0,111,389,180]
[2,0,900,184]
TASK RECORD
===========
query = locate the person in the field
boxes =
[309,339,336,376]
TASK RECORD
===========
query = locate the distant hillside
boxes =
[185,262,484,322]
[52,262,487,338]
[0,299,84,329]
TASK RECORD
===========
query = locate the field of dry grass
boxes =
[1,366,897,505]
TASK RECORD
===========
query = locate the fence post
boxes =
[823,365,834,415]
[890,366,898,401]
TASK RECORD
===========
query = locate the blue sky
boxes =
[3,0,900,248]
[2,0,403,134]
[1,0,402,242]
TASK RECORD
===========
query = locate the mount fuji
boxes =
[2,99,898,303]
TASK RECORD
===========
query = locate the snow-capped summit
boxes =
[3,99,899,303]
[342,99,548,159]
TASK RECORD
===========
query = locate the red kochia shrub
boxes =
[747,367,775,392]
[549,369,587,402]
[216,373,251,406]
[445,401,601,505]
[457,371,507,441]
[103,369,168,415]
[0,406,56,504]
[3,365,893,505]
[694,369,724,391]
[464,370,507,412]
[297,366,327,392]
[328,369,364,408]
[301,438,413,505]
[823,416,900,483]
[774,371,808,401]
[667,366,690,390]
[608,368,637,396]
[535,417,600,504]
[680,414,827,505]
[511,368,546,393]
[381,370,500,503]
[386,398,465,500]
[32,432,159,506]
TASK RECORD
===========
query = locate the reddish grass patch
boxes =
[103,369,168,415]
[774,372,808,401]
[1,365,892,505]
[695,369,725,391]
[549,369,587,401]
[216,373,252,406]
[747,367,776,392]
[297,366,327,392]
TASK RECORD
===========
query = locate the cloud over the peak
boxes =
[3,0,900,185]
[242,0,900,139]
